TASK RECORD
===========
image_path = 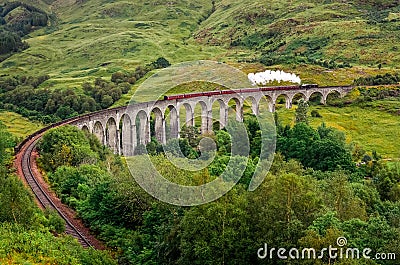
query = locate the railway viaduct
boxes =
[70,86,352,156]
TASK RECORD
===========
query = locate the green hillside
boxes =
[0,111,42,138]
[197,0,400,66]
[277,104,400,159]
[0,0,399,89]
[0,0,225,88]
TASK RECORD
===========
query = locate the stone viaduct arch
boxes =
[71,86,352,156]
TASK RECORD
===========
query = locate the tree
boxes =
[134,203,184,264]
[278,122,354,172]
[302,212,400,263]
[111,72,125,84]
[180,187,253,264]
[321,172,366,221]
[151,57,171,69]
[295,98,309,124]
[55,105,74,119]
[0,30,26,54]
[179,125,200,147]
[307,139,354,171]
[49,164,110,206]
[164,138,197,158]
[299,225,344,264]
[216,130,231,155]
[0,175,36,225]
[373,163,400,201]
[249,167,323,256]
[0,122,14,165]
[101,95,113,108]
[38,125,98,171]
[278,122,320,162]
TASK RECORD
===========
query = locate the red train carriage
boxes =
[185,92,205,98]
[260,85,299,91]
[239,88,261,93]
[163,94,185,100]
[163,84,319,100]
[260,86,276,92]
[206,91,223,96]
[221,89,236,95]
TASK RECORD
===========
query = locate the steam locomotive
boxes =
[163,84,318,100]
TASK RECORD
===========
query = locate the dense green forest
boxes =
[33,103,400,264]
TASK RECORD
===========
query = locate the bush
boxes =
[0,223,116,264]
[277,122,355,172]
[0,30,27,55]
[311,109,322,118]
[353,73,400,86]
[38,126,98,172]
[150,57,171,69]
[44,208,65,234]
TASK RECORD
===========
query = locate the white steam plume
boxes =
[248,70,301,86]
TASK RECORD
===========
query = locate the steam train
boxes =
[163,84,318,100]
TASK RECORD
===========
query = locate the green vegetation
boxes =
[354,72,400,86]
[0,0,398,90]
[278,105,400,159]
[0,121,116,264]
[295,98,309,124]
[0,0,225,88]
[277,86,400,158]
[204,0,400,68]
[38,125,101,172]
[0,224,115,265]
[36,108,400,264]
[0,57,169,122]
[0,111,42,138]
[277,122,354,172]
[0,1,50,60]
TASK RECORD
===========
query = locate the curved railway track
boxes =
[14,106,128,249]
[16,116,98,248]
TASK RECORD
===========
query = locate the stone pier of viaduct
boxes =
[70,86,352,156]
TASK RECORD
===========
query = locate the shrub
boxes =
[311,109,322,118]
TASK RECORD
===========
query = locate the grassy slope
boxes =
[1,0,228,89]
[0,0,54,12]
[276,104,400,159]
[0,111,43,138]
[1,0,399,89]
[198,0,400,67]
